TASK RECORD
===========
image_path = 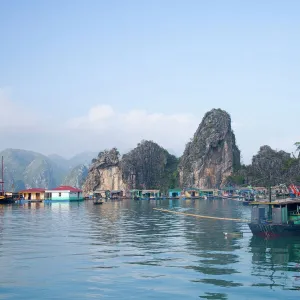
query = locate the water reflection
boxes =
[200,292,228,300]
[249,236,300,290]
[0,199,300,299]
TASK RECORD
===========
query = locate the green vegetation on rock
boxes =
[226,145,300,187]
[121,140,179,192]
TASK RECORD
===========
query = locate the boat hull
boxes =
[242,201,252,206]
[0,197,15,204]
[248,223,300,238]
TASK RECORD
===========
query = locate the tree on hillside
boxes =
[295,142,300,158]
[251,146,290,186]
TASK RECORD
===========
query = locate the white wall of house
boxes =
[69,192,83,200]
[45,190,83,201]
[53,192,69,200]
[45,191,70,200]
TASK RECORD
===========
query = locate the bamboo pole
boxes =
[153,208,249,222]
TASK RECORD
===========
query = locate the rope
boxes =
[153,208,249,222]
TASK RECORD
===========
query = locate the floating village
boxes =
[1,155,300,238]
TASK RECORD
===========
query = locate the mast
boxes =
[268,173,272,220]
[1,156,4,195]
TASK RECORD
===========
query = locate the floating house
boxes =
[221,186,236,194]
[45,186,83,201]
[19,188,45,200]
[184,188,200,198]
[142,189,160,199]
[168,188,182,198]
[110,190,124,198]
[130,189,142,199]
[199,189,219,197]
[92,189,109,199]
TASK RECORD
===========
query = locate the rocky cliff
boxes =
[82,148,126,194]
[82,141,179,194]
[121,140,178,192]
[179,109,240,189]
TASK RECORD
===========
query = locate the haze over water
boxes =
[0,199,299,299]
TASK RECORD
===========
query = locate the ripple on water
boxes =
[0,200,300,299]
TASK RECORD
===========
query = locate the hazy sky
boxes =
[0,0,299,163]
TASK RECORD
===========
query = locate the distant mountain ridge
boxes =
[0,149,93,191]
[63,164,88,188]
[48,151,97,170]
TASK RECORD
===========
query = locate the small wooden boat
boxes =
[248,198,300,237]
[0,195,16,204]
[93,200,104,205]
[93,197,104,205]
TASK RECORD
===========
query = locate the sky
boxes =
[0,0,299,163]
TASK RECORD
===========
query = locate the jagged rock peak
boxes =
[82,148,125,194]
[90,148,120,170]
[179,108,240,189]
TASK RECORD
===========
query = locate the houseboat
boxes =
[220,186,240,199]
[130,189,142,200]
[248,198,300,237]
[200,189,220,199]
[0,192,18,204]
[18,188,45,202]
[168,188,181,198]
[141,189,161,200]
[45,185,83,202]
[238,188,255,205]
[110,190,124,200]
[184,188,201,199]
[92,189,110,200]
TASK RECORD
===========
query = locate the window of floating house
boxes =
[59,192,61,197]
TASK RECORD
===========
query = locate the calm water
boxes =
[0,199,299,299]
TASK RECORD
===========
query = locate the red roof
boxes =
[49,185,82,192]
[19,188,45,193]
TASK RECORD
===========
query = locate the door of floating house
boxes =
[130,189,142,199]
[168,189,181,198]
[142,190,150,199]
